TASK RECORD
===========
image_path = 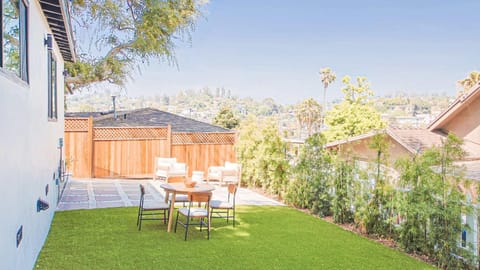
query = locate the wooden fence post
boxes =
[167,124,172,157]
[88,116,94,178]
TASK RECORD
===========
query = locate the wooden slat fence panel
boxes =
[93,138,170,178]
[64,118,92,178]
[65,121,237,178]
[171,143,236,176]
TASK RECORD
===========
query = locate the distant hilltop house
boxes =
[65,107,237,178]
[326,81,480,255]
[0,0,76,269]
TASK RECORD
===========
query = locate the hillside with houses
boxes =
[66,89,454,138]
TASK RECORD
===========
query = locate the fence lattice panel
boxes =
[93,127,168,141]
[172,132,236,145]
[65,118,89,132]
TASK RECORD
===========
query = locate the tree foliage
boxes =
[319,67,336,126]
[66,0,205,92]
[294,98,321,137]
[396,134,476,269]
[458,71,480,94]
[286,133,333,216]
[212,107,239,129]
[236,116,289,195]
[324,76,386,142]
[332,158,355,224]
[362,133,394,236]
[395,152,436,254]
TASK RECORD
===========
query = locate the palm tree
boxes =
[319,67,336,128]
[295,98,321,137]
[457,71,480,95]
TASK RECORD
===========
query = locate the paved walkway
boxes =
[57,178,284,211]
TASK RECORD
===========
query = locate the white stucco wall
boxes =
[0,1,66,269]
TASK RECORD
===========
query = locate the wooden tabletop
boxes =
[160,182,215,193]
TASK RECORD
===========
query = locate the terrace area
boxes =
[57,178,283,211]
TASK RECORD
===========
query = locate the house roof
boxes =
[455,160,480,181]
[39,0,76,62]
[65,111,104,118]
[66,108,231,133]
[388,128,445,153]
[325,127,445,155]
[325,127,480,159]
[428,82,480,132]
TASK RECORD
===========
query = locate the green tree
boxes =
[396,134,476,269]
[236,116,289,196]
[286,133,333,216]
[66,0,205,92]
[256,98,279,116]
[396,151,438,254]
[212,107,239,129]
[257,119,289,195]
[363,133,393,236]
[294,98,322,137]
[236,115,260,187]
[319,67,336,127]
[332,158,355,224]
[427,134,474,269]
[458,71,480,94]
[324,76,386,142]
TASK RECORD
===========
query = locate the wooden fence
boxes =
[64,117,237,178]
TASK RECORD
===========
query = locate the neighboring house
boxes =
[327,82,480,191]
[427,82,480,184]
[325,127,445,165]
[64,108,236,178]
[325,82,480,257]
[0,0,75,269]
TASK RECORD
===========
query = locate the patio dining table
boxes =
[160,182,215,232]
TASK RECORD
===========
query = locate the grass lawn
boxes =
[36,206,436,269]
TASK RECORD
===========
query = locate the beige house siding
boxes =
[443,95,480,144]
[332,135,413,166]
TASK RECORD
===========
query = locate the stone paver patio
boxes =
[57,178,284,211]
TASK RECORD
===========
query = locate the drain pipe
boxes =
[112,96,117,120]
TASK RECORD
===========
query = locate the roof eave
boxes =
[59,0,76,62]
[427,82,480,132]
[39,0,76,62]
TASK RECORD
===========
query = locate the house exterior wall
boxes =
[443,95,480,144]
[334,136,412,166]
[0,2,66,269]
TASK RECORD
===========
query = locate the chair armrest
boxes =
[221,169,238,177]
[156,163,171,171]
[208,166,224,173]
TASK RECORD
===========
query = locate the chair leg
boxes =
[227,209,229,223]
[163,209,168,224]
[184,215,190,241]
[174,211,179,233]
[137,208,141,226]
[138,209,143,231]
[200,218,203,232]
[233,208,235,227]
[207,216,210,240]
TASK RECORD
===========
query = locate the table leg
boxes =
[164,191,170,203]
[167,191,176,232]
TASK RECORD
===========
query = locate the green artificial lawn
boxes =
[36,206,436,270]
